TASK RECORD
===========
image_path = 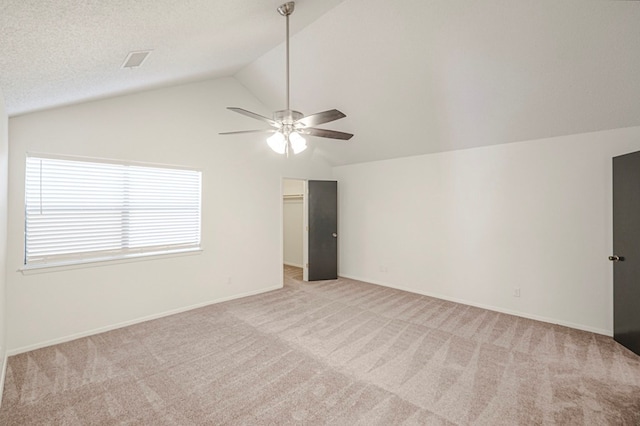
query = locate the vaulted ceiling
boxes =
[2,0,640,166]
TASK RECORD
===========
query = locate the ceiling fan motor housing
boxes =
[274,109,303,123]
[274,109,303,135]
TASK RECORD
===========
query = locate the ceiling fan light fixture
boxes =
[267,132,287,154]
[290,132,307,154]
[267,131,307,155]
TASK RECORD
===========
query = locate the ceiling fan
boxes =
[220,1,353,156]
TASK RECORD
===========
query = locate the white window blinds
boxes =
[25,155,202,267]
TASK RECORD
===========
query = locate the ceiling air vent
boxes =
[121,50,152,69]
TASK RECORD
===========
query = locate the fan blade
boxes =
[227,107,279,127]
[219,129,276,135]
[296,109,346,127]
[302,127,354,140]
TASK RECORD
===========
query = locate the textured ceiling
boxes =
[2,0,640,166]
[0,0,345,116]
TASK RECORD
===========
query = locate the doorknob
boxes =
[332,233,337,238]
[609,255,625,262]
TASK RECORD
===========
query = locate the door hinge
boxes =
[305,263,309,268]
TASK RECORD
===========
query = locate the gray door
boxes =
[612,150,640,356]
[308,180,338,281]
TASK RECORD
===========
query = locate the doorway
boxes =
[283,179,307,281]
[281,178,339,283]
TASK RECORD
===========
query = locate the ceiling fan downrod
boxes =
[277,2,295,113]
[276,1,303,156]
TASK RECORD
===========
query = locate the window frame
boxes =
[22,153,203,272]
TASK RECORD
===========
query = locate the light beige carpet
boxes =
[1,266,640,425]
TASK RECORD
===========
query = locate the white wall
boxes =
[0,88,8,402]
[283,179,305,267]
[6,77,333,353]
[334,126,640,335]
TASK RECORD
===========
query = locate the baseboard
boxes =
[0,350,7,409]
[284,261,303,268]
[7,274,612,357]
[7,284,282,356]
[339,274,612,337]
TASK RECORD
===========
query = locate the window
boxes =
[24,155,201,268]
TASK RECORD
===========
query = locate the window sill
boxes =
[19,248,203,275]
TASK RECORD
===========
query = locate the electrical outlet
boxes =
[514,288,521,298]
